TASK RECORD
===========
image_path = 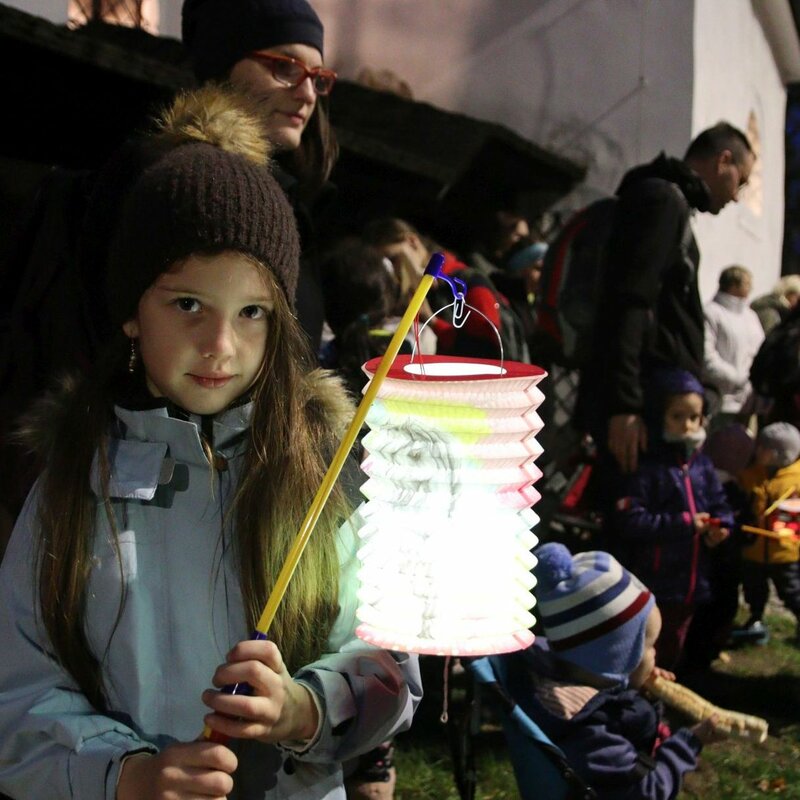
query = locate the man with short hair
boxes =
[581,122,755,475]
[703,265,764,431]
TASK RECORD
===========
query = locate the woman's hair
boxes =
[34,262,351,710]
[280,95,339,199]
[362,217,441,258]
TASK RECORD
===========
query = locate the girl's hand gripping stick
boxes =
[203,631,268,744]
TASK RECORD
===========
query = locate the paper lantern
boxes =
[355,355,546,656]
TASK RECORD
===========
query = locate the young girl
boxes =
[0,87,421,800]
[611,368,734,671]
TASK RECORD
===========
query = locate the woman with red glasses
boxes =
[182,0,340,353]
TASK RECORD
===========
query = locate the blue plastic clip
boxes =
[423,252,469,328]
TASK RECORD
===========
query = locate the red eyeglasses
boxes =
[248,52,337,96]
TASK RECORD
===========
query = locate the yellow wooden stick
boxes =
[742,524,798,541]
[255,262,439,634]
[763,485,797,518]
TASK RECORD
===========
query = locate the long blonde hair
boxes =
[34,265,352,710]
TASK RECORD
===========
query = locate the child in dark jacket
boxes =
[611,368,734,670]
[521,542,726,799]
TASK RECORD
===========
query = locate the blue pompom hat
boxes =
[533,542,654,685]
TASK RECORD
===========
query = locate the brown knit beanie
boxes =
[106,85,300,329]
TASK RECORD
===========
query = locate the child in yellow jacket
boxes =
[738,422,800,645]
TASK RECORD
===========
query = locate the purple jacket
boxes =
[611,443,734,605]
[518,643,702,800]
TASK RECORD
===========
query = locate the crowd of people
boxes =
[0,1,797,799]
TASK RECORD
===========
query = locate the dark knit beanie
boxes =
[105,86,300,329]
[182,0,325,82]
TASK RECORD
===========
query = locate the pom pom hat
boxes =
[534,542,654,684]
[757,422,800,469]
[182,0,325,82]
[105,85,301,329]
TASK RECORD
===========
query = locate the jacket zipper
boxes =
[682,460,700,605]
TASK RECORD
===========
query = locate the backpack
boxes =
[493,284,530,364]
[433,265,530,364]
[534,197,618,368]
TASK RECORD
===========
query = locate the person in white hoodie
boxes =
[703,265,765,431]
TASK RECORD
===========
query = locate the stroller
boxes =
[448,653,596,800]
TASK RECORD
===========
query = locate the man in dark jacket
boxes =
[584,122,754,475]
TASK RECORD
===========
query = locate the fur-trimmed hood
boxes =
[15,367,356,465]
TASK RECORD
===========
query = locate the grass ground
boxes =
[390,611,800,799]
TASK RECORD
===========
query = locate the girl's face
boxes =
[629,605,662,689]
[229,43,322,153]
[123,251,273,415]
[663,392,704,438]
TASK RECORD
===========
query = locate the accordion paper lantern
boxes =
[355,355,547,656]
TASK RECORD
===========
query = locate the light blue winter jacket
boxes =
[0,400,421,799]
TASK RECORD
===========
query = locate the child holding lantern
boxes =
[610,368,734,671]
[736,422,800,645]
[0,86,421,800]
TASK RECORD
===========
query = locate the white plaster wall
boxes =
[691,0,786,301]
[9,0,67,23]
[313,0,694,205]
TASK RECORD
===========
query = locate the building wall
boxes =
[691,0,786,301]
[14,0,66,23]
[314,0,695,201]
[11,0,787,298]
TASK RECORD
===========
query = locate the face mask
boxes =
[663,427,707,456]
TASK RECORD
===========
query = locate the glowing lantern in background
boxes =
[355,355,547,656]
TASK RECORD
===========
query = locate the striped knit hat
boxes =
[533,543,654,684]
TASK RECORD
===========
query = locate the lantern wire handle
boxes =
[202,252,446,743]
[410,302,505,368]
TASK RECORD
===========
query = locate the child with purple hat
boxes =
[610,367,735,671]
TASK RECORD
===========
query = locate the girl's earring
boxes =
[128,339,138,373]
